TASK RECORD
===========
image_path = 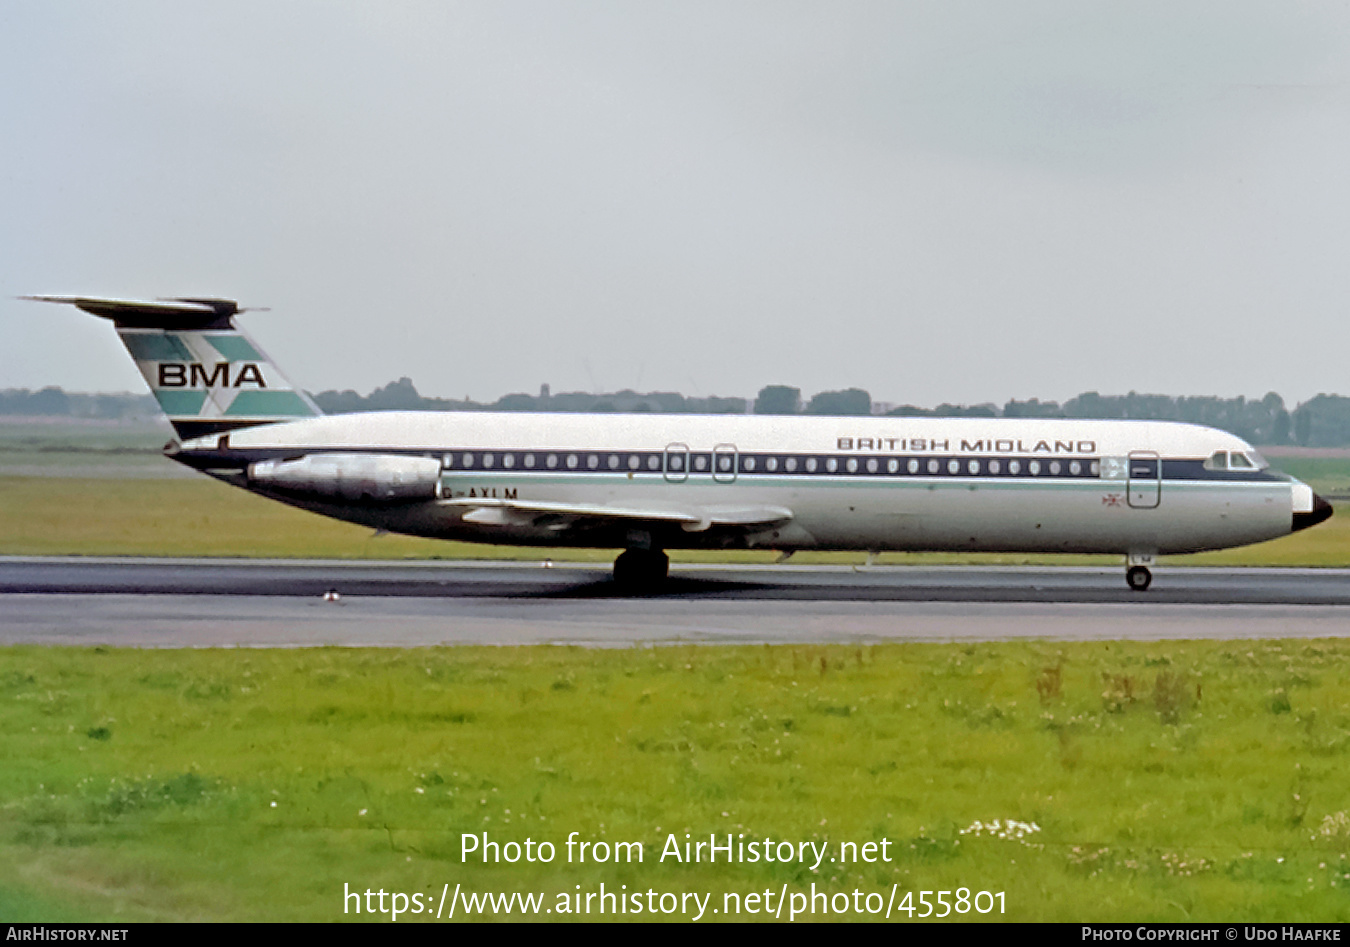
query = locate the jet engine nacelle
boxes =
[248,453,441,503]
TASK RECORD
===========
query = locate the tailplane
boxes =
[24,296,321,440]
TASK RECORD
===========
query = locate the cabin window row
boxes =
[439,451,1101,478]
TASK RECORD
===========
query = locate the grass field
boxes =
[2,642,1349,921]
[2,474,1348,566]
[0,419,169,451]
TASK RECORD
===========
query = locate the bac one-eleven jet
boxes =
[29,295,1333,591]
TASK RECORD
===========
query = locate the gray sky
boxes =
[4,1,1350,407]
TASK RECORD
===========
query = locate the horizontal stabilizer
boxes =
[21,295,252,330]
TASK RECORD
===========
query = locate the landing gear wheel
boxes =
[613,549,669,590]
[1126,565,1152,592]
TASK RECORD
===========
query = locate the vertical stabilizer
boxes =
[24,296,321,440]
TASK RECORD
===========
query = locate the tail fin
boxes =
[25,296,321,440]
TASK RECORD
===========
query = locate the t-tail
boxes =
[24,296,321,440]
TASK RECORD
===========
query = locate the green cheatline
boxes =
[1,641,1347,922]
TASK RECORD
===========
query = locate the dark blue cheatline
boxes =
[436,450,1105,480]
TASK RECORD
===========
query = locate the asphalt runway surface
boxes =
[2,557,1349,646]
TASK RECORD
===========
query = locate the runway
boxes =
[8,556,1350,602]
[2,557,1349,646]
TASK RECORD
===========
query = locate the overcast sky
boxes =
[3,2,1350,407]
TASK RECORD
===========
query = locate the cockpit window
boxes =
[1205,450,1266,471]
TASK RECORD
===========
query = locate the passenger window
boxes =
[1204,452,1228,471]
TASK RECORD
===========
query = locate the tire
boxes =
[613,549,668,589]
[1126,565,1152,592]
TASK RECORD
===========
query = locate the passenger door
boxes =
[713,444,738,483]
[663,443,689,483]
[1127,451,1161,509]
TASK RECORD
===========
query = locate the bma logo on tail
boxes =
[22,295,321,439]
[158,362,267,388]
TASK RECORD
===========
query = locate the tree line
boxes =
[6,381,1350,447]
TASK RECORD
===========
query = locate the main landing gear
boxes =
[1126,565,1152,592]
[613,548,669,589]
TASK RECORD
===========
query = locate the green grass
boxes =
[1263,457,1350,498]
[0,421,182,478]
[2,642,1350,921]
[1,475,1348,566]
[0,420,169,452]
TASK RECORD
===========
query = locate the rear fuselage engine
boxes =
[248,453,440,503]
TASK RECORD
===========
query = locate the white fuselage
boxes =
[178,411,1318,557]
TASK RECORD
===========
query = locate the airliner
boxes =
[28,295,1333,591]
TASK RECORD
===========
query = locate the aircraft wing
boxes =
[440,497,793,533]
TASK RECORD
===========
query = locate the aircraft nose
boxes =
[1293,491,1333,532]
